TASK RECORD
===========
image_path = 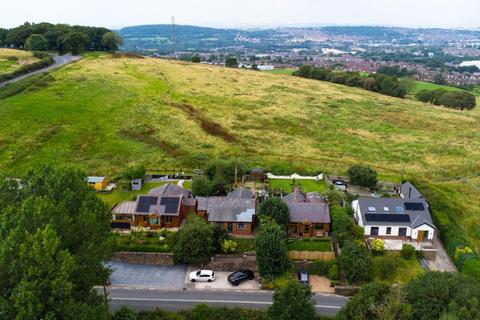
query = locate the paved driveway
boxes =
[108,261,188,289]
[186,270,260,291]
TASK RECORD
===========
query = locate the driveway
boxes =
[108,261,188,289]
[185,269,260,291]
[0,54,81,88]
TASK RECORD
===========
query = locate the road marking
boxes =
[109,297,341,309]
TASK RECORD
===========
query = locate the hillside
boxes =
[0,53,479,253]
[0,48,39,75]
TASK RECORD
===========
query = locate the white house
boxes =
[352,196,435,242]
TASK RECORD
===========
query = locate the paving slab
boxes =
[186,268,260,291]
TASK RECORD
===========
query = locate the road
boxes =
[0,54,81,88]
[104,287,348,317]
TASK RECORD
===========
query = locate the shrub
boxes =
[221,239,237,254]
[307,259,336,276]
[113,306,138,320]
[376,256,398,280]
[401,244,416,260]
[461,258,480,282]
[371,238,385,255]
[340,241,372,284]
[348,165,377,189]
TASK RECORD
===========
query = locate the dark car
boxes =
[298,270,309,285]
[227,269,255,286]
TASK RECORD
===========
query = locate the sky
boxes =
[1,0,479,29]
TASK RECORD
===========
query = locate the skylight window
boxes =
[395,206,404,213]
[368,206,376,212]
[384,207,390,213]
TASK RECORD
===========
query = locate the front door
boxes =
[418,230,429,241]
[227,223,233,233]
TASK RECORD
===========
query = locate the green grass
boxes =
[261,273,296,290]
[371,252,425,284]
[287,238,332,252]
[112,230,175,253]
[234,238,255,253]
[98,181,168,208]
[268,179,329,193]
[0,49,39,75]
[0,53,479,258]
[407,79,467,95]
[265,69,295,75]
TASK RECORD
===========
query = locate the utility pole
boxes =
[171,16,177,57]
[234,158,238,188]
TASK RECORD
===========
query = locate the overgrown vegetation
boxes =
[416,89,476,110]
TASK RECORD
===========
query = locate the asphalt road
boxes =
[0,54,81,88]
[104,287,349,317]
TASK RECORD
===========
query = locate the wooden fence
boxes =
[288,251,335,261]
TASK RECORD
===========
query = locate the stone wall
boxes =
[334,286,361,296]
[288,251,335,261]
[202,253,258,272]
[113,252,174,265]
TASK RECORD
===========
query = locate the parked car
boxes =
[298,270,309,285]
[189,270,215,282]
[227,269,255,286]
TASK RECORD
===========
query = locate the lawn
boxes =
[402,78,469,95]
[268,179,329,194]
[0,53,479,258]
[112,230,175,253]
[98,181,169,208]
[265,69,295,75]
[287,238,332,252]
[371,252,425,284]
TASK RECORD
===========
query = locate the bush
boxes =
[191,176,215,196]
[307,259,336,277]
[339,241,372,284]
[371,238,384,255]
[113,306,138,320]
[376,256,398,281]
[461,258,480,282]
[401,244,416,260]
[348,165,377,189]
[221,239,237,254]
[173,214,215,264]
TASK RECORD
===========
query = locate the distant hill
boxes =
[118,24,284,53]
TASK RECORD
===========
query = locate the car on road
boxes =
[189,270,215,282]
[298,270,309,285]
[227,269,255,286]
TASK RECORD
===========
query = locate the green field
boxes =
[406,79,467,95]
[371,252,425,284]
[268,179,329,194]
[0,53,479,255]
[0,49,39,75]
[287,238,332,252]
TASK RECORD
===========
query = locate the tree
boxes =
[268,281,315,320]
[61,31,89,54]
[225,56,239,68]
[24,34,49,51]
[5,22,33,47]
[257,197,290,228]
[401,244,416,259]
[0,165,112,319]
[371,238,385,255]
[462,258,480,283]
[204,159,245,194]
[255,217,290,277]
[173,214,215,265]
[191,176,215,196]
[434,73,446,85]
[191,54,201,63]
[348,165,377,189]
[405,272,480,320]
[101,31,123,52]
[415,89,435,103]
[339,241,372,283]
[330,205,364,247]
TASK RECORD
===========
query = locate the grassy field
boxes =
[0,49,39,75]
[371,252,425,284]
[0,53,479,254]
[268,179,329,193]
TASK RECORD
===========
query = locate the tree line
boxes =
[0,22,123,54]
[294,65,408,98]
[416,89,476,110]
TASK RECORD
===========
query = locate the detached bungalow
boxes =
[197,188,256,236]
[283,189,331,238]
[352,196,435,242]
[112,183,196,230]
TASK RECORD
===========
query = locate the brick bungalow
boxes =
[112,183,196,230]
[196,188,256,236]
[282,189,331,238]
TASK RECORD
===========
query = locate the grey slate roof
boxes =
[148,183,190,198]
[282,190,330,224]
[228,187,255,199]
[400,182,423,199]
[197,196,255,223]
[357,197,435,229]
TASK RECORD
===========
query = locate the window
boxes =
[315,224,325,231]
[368,207,377,212]
[371,227,379,235]
[164,216,173,224]
[384,207,390,213]
[150,217,159,225]
[399,228,407,237]
[237,223,247,231]
[395,206,404,213]
[386,227,392,235]
[304,224,311,234]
